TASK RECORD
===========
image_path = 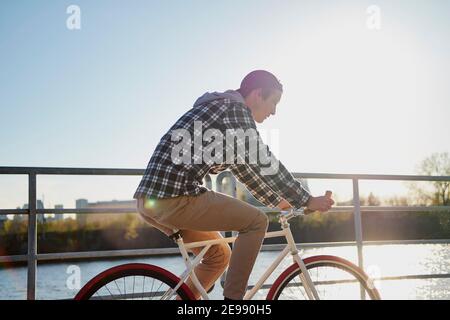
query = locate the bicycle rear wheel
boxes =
[267,255,381,300]
[74,263,195,300]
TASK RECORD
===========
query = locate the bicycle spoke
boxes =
[295,277,307,300]
[76,264,193,301]
[132,276,136,300]
[142,276,146,300]
[274,262,377,300]
[114,280,122,296]
[94,291,104,300]
[104,283,115,299]
[153,280,165,300]
[149,277,156,300]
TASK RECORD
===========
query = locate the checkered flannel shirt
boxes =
[133,98,311,209]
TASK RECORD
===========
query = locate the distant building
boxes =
[74,199,137,226]
[88,200,136,209]
[75,199,89,226]
[76,199,89,208]
[22,200,46,223]
[53,205,64,221]
[0,213,7,229]
[13,206,26,222]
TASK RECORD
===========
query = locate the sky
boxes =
[1,0,449,210]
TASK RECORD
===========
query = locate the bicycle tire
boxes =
[267,255,381,300]
[74,263,195,300]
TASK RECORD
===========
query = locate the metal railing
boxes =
[0,166,449,300]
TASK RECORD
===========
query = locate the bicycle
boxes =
[75,194,381,300]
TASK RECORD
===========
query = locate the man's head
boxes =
[237,70,283,123]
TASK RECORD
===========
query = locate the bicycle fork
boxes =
[284,225,320,300]
[292,254,320,300]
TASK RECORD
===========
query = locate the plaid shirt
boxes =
[133,96,311,209]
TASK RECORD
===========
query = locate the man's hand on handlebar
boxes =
[306,191,335,213]
[276,191,335,214]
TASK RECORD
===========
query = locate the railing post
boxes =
[352,178,365,299]
[204,174,212,190]
[27,173,37,300]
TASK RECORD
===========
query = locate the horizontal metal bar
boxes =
[0,209,29,215]
[247,273,450,292]
[357,206,450,212]
[0,208,140,215]
[0,254,28,263]
[36,248,181,261]
[2,205,448,216]
[0,167,144,176]
[268,206,449,213]
[363,239,450,245]
[261,243,358,251]
[376,274,450,281]
[1,167,449,181]
[263,239,450,251]
[37,208,138,214]
[292,172,450,182]
[1,240,448,264]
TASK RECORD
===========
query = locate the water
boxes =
[1,243,449,300]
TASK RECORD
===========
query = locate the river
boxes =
[1,243,449,300]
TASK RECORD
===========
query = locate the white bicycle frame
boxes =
[161,209,321,300]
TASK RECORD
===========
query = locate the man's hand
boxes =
[277,199,293,210]
[306,191,335,213]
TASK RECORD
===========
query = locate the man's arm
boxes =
[230,164,283,208]
[223,102,311,209]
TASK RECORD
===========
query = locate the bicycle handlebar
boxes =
[278,190,333,218]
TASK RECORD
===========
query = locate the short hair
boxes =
[238,70,283,99]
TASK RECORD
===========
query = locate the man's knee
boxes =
[220,244,232,268]
[237,209,269,235]
[248,210,269,232]
[204,243,232,269]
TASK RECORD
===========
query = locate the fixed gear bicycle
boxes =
[75,192,380,300]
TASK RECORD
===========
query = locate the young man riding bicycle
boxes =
[134,70,334,300]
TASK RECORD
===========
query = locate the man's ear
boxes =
[254,88,263,100]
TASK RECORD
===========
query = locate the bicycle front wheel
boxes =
[75,263,195,300]
[267,255,381,300]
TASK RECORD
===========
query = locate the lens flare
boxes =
[144,199,155,210]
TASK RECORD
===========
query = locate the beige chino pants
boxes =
[136,190,269,300]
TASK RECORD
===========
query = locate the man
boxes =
[135,70,334,300]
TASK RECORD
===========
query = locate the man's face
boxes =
[252,89,283,123]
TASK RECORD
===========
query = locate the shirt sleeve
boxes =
[230,164,283,208]
[222,102,312,208]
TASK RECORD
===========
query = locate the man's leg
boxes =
[137,197,231,299]
[157,191,269,300]
[180,230,231,300]
[136,197,174,236]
